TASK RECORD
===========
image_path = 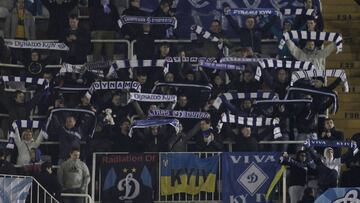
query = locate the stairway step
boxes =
[327,53,359,61]
[326,61,360,69]
[323,13,360,21]
[335,102,360,110]
[338,94,360,102]
[341,45,360,53]
[328,120,360,129]
[324,0,358,4]
[328,128,360,139]
[326,21,360,30]
[323,5,360,13]
[332,111,360,119]
[336,85,360,93]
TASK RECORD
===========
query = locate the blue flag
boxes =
[222,152,281,203]
[0,177,32,203]
[315,188,360,203]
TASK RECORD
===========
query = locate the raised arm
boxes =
[286,39,305,59]
[317,42,336,58]
[81,163,91,191]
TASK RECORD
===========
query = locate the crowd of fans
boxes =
[0,0,359,202]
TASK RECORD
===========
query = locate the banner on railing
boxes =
[0,177,32,203]
[100,153,158,203]
[5,39,69,51]
[221,152,282,203]
[160,153,219,195]
[315,188,360,203]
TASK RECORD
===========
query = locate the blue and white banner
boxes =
[6,120,45,150]
[129,118,181,137]
[224,8,279,16]
[222,152,282,203]
[85,81,141,99]
[118,15,177,29]
[139,0,321,38]
[4,39,69,51]
[0,76,49,89]
[315,188,360,203]
[0,177,32,203]
[148,109,210,119]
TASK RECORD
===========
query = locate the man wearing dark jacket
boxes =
[41,0,78,40]
[193,119,223,152]
[121,0,147,40]
[61,14,91,64]
[89,0,119,61]
[279,150,316,203]
[0,148,16,174]
[224,5,277,53]
[36,161,62,201]
[149,0,172,39]
[319,118,344,158]
[233,126,258,152]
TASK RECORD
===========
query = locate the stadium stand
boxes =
[0,0,359,203]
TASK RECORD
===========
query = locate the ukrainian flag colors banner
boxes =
[160,153,219,195]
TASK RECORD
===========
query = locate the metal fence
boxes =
[0,173,59,203]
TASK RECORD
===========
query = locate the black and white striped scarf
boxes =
[290,69,349,92]
[151,82,212,93]
[279,31,343,53]
[190,25,225,50]
[213,92,278,110]
[118,15,177,28]
[220,114,282,139]
[107,59,166,78]
[148,109,210,119]
[0,76,49,89]
[85,81,141,99]
[129,93,177,108]
[285,87,338,114]
[220,57,265,64]
[256,59,316,80]
[60,63,105,78]
[254,99,313,105]
[6,120,45,150]
[281,8,315,16]
[129,118,181,137]
[165,56,216,63]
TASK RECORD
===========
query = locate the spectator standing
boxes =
[121,0,147,40]
[89,0,119,61]
[193,119,223,152]
[149,0,172,39]
[286,39,336,70]
[224,6,276,53]
[319,118,344,158]
[41,0,78,40]
[61,14,91,64]
[58,148,90,203]
[10,126,45,166]
[294,0,324,32]
[0,37,12,63]
[4,0,36,40]
[233,126,259,152]
[0,148,16,174]
[36,161,62,202]
[280,151,316,203]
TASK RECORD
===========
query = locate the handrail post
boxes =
[91,152,96,201]
[282,167,287,203]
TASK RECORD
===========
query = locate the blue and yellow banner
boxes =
[160,153,219,195]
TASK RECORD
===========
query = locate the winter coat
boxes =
[12,127,44,166]
[57,158,90,191]
[286,40,335,70]
[4,8,36,39]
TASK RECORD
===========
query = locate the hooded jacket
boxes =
[12,127,44,165]
[286,39,335,70]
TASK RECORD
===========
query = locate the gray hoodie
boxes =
[286,39,336,70]
[57,159,90,191]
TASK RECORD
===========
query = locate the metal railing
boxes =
[61,192,94,203]
[0,173,60,203]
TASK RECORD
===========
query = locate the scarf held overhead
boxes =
[129,118,181,137]
[279,30,343,53]
[0,76,49,89]
[290,69,349,92]
[4,39,69,51]
[85,81,141,99]
[220,114,282,139]
[256,59,316,80]
[213,91,278,110]
[148,109,210,119]
[190,25,225,50]
[118,15,177,28]
[6,120,45,150]
[224,8,279,16]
